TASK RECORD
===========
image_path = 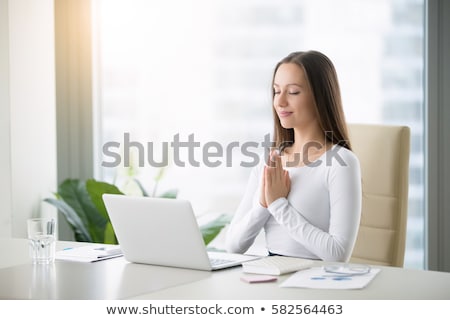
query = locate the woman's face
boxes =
[273,63,317,130]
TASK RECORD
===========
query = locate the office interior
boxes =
[1,0,449,274]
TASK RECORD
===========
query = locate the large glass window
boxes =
[92,0,425,269]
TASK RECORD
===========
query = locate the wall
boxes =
[0,0,57,238]
[0,0,13,237]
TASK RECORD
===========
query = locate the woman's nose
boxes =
[277,92,288,107]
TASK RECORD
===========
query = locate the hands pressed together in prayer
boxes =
[260,150,291,208]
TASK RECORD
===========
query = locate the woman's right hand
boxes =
[264,151,291,206]
[260,149,279,208]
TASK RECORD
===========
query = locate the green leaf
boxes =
[200,213,231,246]
[43,198,92,242]
[86,179,124,245]
[86,179,124,221]
[159,189,178,199]
[103,221,117,244]
[57,179,106,243]
[57,179,88,225]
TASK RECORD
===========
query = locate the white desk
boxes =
[1,238,450,300]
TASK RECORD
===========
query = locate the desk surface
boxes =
[1,238,450,300]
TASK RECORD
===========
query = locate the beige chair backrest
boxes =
[348,123,410,267]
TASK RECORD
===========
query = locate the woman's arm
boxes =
[225,165,271,254]
[268,151,362,262]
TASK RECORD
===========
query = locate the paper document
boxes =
[280,267,380,289]
[56,245,123,263]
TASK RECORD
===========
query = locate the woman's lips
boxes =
[278,111,293,117]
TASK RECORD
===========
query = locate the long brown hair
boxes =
[271,51,351,151]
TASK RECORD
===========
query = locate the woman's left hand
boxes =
[264,151,291,206]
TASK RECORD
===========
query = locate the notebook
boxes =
[56,244,123,263]
[102,194,259,271]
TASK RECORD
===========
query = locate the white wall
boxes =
[0,0,13,237]
[0,0,57,238]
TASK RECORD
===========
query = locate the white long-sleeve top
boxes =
[225,145,362,262]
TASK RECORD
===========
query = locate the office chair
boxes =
[348,123,410,267]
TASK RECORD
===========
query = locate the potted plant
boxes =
[44,178,230,246]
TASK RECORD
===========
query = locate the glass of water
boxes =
[27,218,56,264]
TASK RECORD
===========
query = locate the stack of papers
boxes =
[281,266,380,289]
[56,245,123,263]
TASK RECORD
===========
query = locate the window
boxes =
[92,0,425,269]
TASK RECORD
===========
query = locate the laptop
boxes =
[102,194,259,271]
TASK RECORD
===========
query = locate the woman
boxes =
[225,50,362,262]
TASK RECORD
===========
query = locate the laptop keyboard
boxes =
[210,258,233,267]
